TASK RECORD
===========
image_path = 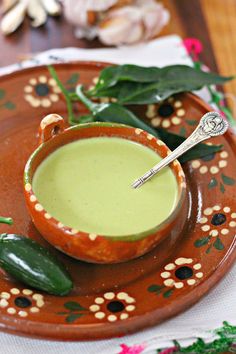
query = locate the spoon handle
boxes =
[132,112,228,189]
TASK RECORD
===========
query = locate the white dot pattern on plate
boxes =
[7,307,16,314]
[164,263,175,270]
[95,297,104,304]
[95,312,105,319]
[30,195,37,202]
[89,233,97,241]
[104,292,115,300]
[161,271,171,279]
[174,282,184,289]
[18,311,28,317]
[175,258,193,265]
[35,203,43,212]
[25,183,31,192]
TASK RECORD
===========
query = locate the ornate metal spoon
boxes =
[132,112,229,189]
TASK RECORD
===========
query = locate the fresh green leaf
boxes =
[213,237,224,250]
[91,65,233,104]
[209,89,223,105]
[186,119,198,126]
[64,301,86,311]
[66,73,80,85]
[194,236,211,248]
[221,174,235,186]
[76,85,223,163]
[220,182,225,193]
[0,89,5,100]
[76,85,159,137]
[79,114,95,123]
[147,284,164,293]
[95,64,162,89]
[95,103,159,136]
[157,128,223,163]
[4,101,15,110]
[163,289,174,298]
[95,64,232,90]
[66,313,84,323]
[48,66,76,125]
[208,178,218,189]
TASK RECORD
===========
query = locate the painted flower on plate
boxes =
[191,149,228,175]
[199,205,236,237]
[146,97,186,128]
[160,257,203,288]
[0,288,45,317]
[90,291,135,322]
[24,76,61,108]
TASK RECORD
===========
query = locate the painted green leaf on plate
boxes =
[64,301,87,311]
[213,237,224,250]
[66,73,80,85]
[163,289,174,298]
[179,127,186,137]
[147,284,164,293]
[186,119,198,126]
[194,236,211,248]
[4,101,16,110]
[66,313,84,323]
[220,183,225,193]
[221,174,235,186]
[208,178,218,189]
[206,245,212,254]
[0,89,5,100]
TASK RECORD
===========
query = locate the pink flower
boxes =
[183,38,203,61]
[119,343,146,354]
[219,110,226,118]
[158,346,178,354]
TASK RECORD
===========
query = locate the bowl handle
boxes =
[39,114,65,144]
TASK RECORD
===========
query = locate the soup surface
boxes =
[33,137,178,236]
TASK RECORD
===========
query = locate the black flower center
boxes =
[175,266,193,280]
[35,83,50,97]
[201,153,216,161]
[211,213,226,226]
[14,296,32,308]
[107,301,125,313]
[158,104,174,118]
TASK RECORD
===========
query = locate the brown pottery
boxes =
[0,62,235,340]
[24,114,186,263]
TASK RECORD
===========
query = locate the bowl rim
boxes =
[24,121,187,242]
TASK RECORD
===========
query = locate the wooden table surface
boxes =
[0,0,235,111]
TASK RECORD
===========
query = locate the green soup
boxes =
[32,137,178,236]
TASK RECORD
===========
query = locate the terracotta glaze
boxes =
[0,62,235,340]
[24,114,186,263]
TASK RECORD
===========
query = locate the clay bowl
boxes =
[24,113,187,264]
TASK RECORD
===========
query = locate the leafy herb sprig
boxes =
[48,64,231,162]
[88,64,232,105]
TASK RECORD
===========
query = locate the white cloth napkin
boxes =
[0,35,235,354]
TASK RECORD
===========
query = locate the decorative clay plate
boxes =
[0,62,235,340]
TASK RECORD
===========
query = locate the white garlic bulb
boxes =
[98,0,170,45]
